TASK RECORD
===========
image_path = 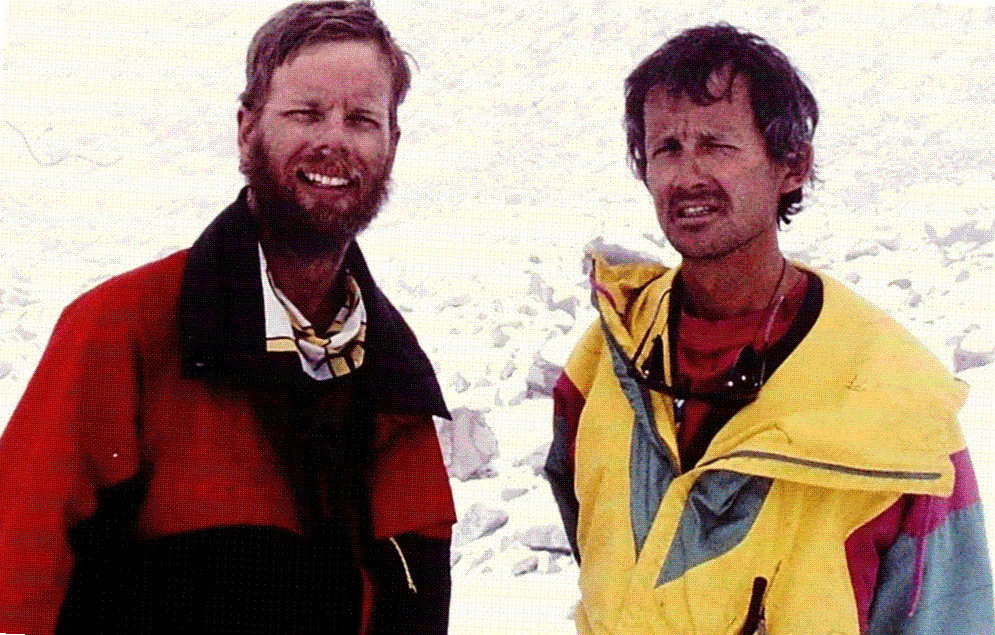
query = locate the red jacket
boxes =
[0,192,457,634]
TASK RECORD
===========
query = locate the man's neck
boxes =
[261,239,350,334]
[246,188,354,333]
[679,248,801,320]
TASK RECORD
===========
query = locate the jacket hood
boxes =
[589,251,968,496]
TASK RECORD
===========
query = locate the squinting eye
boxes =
[348,114,382,130]
[705,142,736,152]
[652,140,680,157]
[286,110,319,124]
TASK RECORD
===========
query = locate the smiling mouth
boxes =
[299,169,354,189]
[676,204,716,218]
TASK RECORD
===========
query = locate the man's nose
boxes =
[312,115,352,153]
[672,150,706,188]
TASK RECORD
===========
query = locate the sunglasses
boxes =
[625,287,779,407]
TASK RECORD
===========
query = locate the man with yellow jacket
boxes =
[544,24,994,634]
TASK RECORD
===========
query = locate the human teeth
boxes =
[680,205,712,218]
[305,172,349,187]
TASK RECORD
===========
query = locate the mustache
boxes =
[303,160,361,181]
[304,148,365,176]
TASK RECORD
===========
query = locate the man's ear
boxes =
[236,106,257,175]
[779,143,813,195]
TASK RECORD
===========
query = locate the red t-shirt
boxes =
[675,275,809,471]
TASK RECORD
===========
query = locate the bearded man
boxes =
[545,24,994,634]
[0,2,455,633]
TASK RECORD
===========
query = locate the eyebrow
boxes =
[650,130,728,142]
[275,98,321,110]
[278,96,388,114]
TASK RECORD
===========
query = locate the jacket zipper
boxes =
[699,449,943,482]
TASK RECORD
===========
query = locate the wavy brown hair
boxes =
[625,24,818,224]
[240,1,412,135]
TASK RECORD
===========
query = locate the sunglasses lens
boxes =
[631,343,765,406]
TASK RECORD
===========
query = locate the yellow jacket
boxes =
[545,255,992,634]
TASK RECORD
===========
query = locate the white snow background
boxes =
[2,0,993,632]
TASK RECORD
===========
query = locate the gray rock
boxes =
[512,556,539,576]
[877,236,901,251]
[451,373,471,393]
[513,442,551,477]
[453,504,509,548]
[440,294,471,309]
[527,273,580,317]
[525,355,562,397]
[501,487,529,502]
[515,524,572,555]
[527,273,553,304]
[954,343,994,373]
[468,548,495,570]
[0,361,11,380]
[14,325,36,341]
[7,293,36,307]
[925,220,995,248]
[844,243,879,261]
[435,408,499,481]
[548,295,579,318]
[492,326,510,348]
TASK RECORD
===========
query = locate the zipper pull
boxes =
[388,536,417,594]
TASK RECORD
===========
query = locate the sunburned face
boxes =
[238,39,398,256]
[643,73,808,262]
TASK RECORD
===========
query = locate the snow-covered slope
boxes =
[2,1,993,632]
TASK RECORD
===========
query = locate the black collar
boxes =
[179,188,450,419]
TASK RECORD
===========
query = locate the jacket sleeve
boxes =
[545,372,585,563]
[0,295,142,635]
[864,449,995,634]
[365,412,456,633]
[544,321,603,564]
